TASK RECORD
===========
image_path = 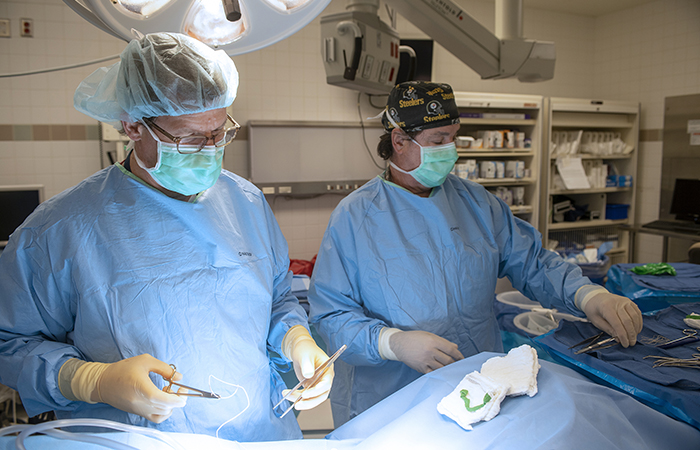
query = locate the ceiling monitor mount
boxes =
[321,0,555,94]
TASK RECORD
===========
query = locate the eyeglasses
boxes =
[142,114,240,154]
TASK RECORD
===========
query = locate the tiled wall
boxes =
[1,0,699,261]
[592,0,700,263]
[0,124,99,141]
[0,0,125,199]
[0,140,100,196]
[269,194,343,260]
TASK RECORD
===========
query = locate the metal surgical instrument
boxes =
[275,344,347,418]
[657,329,699,349]
[569,332,619,355]
[644,347,700,369]
[162,364,221,399]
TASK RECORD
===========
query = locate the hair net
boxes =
[74,32,239,125]
[381,81,460,133]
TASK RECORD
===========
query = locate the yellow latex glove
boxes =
[582,292,643,347]
[60,354,187,423]
[281,325,334,410]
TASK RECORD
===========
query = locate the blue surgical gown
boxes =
[0,163,306,441]
[308,174,592,426]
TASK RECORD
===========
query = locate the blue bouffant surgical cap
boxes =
[74,32,239,126]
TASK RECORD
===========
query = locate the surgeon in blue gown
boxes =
[308,81,643,427]
[0,32,333,441]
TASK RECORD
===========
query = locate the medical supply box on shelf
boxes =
[605,203,629,220]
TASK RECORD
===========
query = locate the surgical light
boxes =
[183,0,246,46]
[63,0,332,55]
[111,0,173,18]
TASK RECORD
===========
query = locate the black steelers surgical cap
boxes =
[381,81,460,132]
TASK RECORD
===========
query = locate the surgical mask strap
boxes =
[133,147,158,173]
[132,123,166,172]
[389,161,412,175]
[120,140,144,171]
[386,111,422,177]
[410,136,423,148]
[385,111,429,151]
[140,120,166,145]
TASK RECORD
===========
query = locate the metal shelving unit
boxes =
[453,92,543,229]
[541,98,640,264]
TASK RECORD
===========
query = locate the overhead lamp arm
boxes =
[63,0,126,41]
[384,0,555,82]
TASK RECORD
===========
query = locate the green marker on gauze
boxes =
[460,389,492,412]
[437,371,508,431]
[437,345,541,431]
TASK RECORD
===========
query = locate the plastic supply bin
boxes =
[577,254,611,285]
[605,203,629,220]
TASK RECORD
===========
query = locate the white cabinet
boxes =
[541,97,640,265]
[453,92,543,229]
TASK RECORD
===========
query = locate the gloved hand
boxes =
[582,293,643,347]
[281,325,334,411]
[61,354,187,423]
[389,330,464,374]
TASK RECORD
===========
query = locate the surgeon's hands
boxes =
[389,330,464,374]
[582,292,643,347]
[68,354,187,423]
[282,325,334,411]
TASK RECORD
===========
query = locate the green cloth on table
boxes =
[630,263,677,276]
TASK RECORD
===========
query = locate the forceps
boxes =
[162,364,221,399]
[275,344,347,418]
[569,332,618,355]
[644,346,700,368]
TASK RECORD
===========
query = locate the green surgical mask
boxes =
[390,138,458,188]
[135,124,224,196]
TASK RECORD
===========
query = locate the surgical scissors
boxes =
[162,364,221,399]
[657,329,699,349]
[275,344,347,418]
[569,332,618,355]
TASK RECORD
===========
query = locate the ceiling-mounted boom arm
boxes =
[321,0,555,94]
[387,0,500,79]
[384,0,555,82]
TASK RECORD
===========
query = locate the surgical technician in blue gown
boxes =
[308,81,643,426]
[0,32,333,441]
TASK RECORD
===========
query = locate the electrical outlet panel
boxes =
[20,18,32,37]
[0,19,10,38]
